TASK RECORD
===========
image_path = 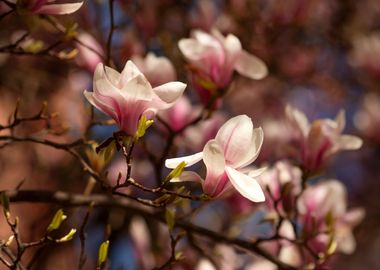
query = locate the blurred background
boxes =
[0,0,380,269]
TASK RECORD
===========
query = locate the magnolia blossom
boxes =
[132,53,177,87]
[256,161,301,213]
[286,105,363,171]
[178,29,268,90]
[165,115,265,202]
[14,0,83,15]
[158,96,198,132]
[84,61,186,135]
[298,180,365,254]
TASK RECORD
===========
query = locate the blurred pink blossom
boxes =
[132,52,177,87]
[76,32,104,72]
[255,160,301,213]
[166,115,265,202]
[298,180,365,255]
[158,95,198,132]
[286,105,363,171]
[182,112,226,151]
[84,61,186,135]
[178,29,267,103]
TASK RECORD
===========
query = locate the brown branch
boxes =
[4,189,297,270]
[106,0,115,67]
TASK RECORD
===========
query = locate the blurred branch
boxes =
[106,0,115,67]
[4,189,297,270]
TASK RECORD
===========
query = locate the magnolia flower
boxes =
[286,105,363,171]
[165,115,265,202]
[84,61,186,135]
[131,53,177,87]
[178,29,268,89]
[158,96,197,132]
[14,0,83,15]
[298,180,365,254]
[256,161,301,213]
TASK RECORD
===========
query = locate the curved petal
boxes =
[153,82,186,104]
[286,105,310,138]
[36,2,83,15]
[215,115,254,167]
[223,34,242,57]
[331,135,363,154]
[234,127,264,168]
[225,166,265,202]
[104,66,121,87]
[120,60,144,86]
[247,166,267,178]
[165,152,203,169]
[202,140,226,195]
[234,50,268,80]
[121,74,154,101]
[84,90,119,121]
[178,39,210,61]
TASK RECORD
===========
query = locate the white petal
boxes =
[36,2,83,15]
[193,30,220,48]
[286,105,310,138]
[120,60,144,85]
[335,110,346,133]
[121,74,154,101]
[104,66,121,86]
[165,152,203,169]
[225,166,265,202]
[215,115,254,167]
[247,167,267,178]
[234,50,268,80]
[153,82,186,104]
[178,39,209,61]
[223,34,242,56]
[343,208,365,226]
[337,135,363,150]
[234,127,264,168]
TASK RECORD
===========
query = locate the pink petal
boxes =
[36,2,83,15]
[104,66,121,87]
[234,50,268,80]
[225,166,265,202]
[202,140,226,195]
[178,39,210,62]
[83,90,119,122]
[233,127,264,169]
[120,60,144,86]
[247,167,267,178]
[215,115,254,167]
[121,75,154,101]
[165,152,203,169]
[286,105,310,138]
[153,82,186,104]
